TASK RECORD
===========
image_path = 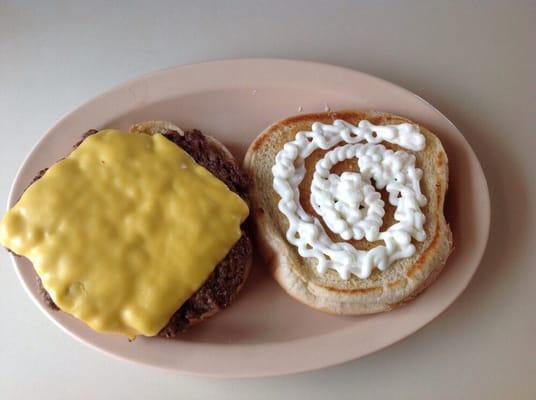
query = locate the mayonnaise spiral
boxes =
[272,119,427,279]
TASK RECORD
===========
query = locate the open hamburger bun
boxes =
[244,111,452,315]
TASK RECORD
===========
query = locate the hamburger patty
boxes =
[33,129,252,337]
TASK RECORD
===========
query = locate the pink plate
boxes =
[7,59,490,377]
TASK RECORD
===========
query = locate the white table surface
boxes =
[1,1,535,398]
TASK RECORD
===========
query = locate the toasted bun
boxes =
[244,111,452,315]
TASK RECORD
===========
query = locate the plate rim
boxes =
[6,58,490,378]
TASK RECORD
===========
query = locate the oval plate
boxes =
[7,59,490,377]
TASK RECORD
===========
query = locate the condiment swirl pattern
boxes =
[272,120,427,279]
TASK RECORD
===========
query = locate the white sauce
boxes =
[272,119,427,279]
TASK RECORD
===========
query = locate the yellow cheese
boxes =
[0,130,249,338]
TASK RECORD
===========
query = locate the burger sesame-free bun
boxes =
[244,111,452,315]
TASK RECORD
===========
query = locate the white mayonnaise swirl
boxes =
[272,119,427,279]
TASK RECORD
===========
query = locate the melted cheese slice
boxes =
[0,130,249,338]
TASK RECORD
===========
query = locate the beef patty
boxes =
[32,129,252,338]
